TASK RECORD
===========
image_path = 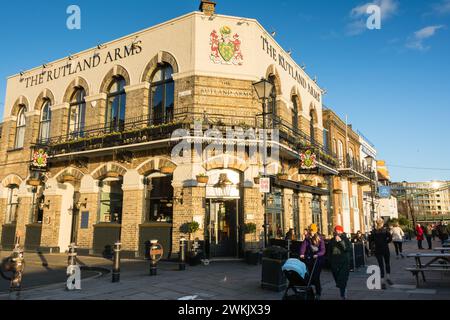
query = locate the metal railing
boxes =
[337,154,373,180]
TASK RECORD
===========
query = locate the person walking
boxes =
[300,224,325,300]
[391,223,405,259]
[328,225,352,300]
[436,221,449,246]
[370,219,393,289]
[416,223,424,250]
[425,224,433,250]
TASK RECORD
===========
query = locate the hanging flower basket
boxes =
[253,177,261,185]
[333,189,343,195]
[196,175,209,184]
[27,179,41,187]
[105,172,120,179]
[160,165,176,174]
[318,182,328,189]
[302,179,314,186]
[277,173,289,181]
[62,174,75,182]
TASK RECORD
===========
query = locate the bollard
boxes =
[150,240,158,276]
[179,238,187,271]
[112,242,121,283]
[10,245,25,296]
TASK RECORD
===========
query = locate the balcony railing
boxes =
[337,154,373,183]
[34,109,337,168]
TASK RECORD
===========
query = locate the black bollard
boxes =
[179,238,187,271]
[112,242,121,283]
[149,240,161,276]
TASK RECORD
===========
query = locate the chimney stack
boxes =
[200,0,217,16]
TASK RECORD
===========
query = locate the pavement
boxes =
[1,239,450,300]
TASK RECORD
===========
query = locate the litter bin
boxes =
[261,246,288,292]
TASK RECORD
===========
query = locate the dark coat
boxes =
[370,228,392,255]
[328,234,352,290]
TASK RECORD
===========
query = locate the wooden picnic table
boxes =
[406,253,450,287]
[433,247,450,252]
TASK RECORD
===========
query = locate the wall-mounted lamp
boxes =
[174,190,184,205]
[76,198,88,210]
[39,199,50,210]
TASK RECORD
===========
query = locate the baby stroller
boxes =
[282,258,318,301]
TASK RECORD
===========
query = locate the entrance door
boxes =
[206,200,239,258]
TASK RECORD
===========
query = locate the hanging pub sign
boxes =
[31,149,48,170]
[300,150,317,170]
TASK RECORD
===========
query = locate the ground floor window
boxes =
[267,189,284,240]
[293,193,300,239]
[145,175,173,223]
[98,179,123,223]
[5,185,19,224]
[312,195,322,233]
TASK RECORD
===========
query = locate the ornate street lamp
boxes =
[365,155,376,228]
[252,78,274,248]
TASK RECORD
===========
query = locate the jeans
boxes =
[418,240,423,249]
[306,258,322,296]
[393,242,403,256]
[375,252,391,278]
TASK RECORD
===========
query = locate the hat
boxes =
[335,226,344,233]
[309,224,318,234]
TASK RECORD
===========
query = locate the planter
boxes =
[27,179,41,187]
[105,172,119,179]
[62,174,75,182]
[277,174,289,181]
[302,180,313,186]
[318,183,328,189]
[160,166,175,174]
[261,246,288,292]
[333,189,343,195]
[253,177,261,185]
[245,250,262,265]
[196,175,209,184]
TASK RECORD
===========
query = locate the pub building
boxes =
[0,1,340,259]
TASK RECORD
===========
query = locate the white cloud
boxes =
[346,0,399,36]
[406,25,445,51]
[432,0,450,15]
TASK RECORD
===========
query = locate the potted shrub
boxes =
[160,164,176,174]
[244,223,261,265]
[196,174,209,184]
[180,222,201,266]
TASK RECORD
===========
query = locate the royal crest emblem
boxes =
[300,150,317,170]
[32,149,48,168]
[210,26,243,65]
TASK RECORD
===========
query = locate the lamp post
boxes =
[252,78,274,248]
[365,155,376,228]
[402,181,416,229]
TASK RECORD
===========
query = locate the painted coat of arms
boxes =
[32,149,48,168]
[300,150,317,170]
[210,26,243,65]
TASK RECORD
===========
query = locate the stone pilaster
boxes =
[120,188,145,256]
[283,189,294,235]
[299,192,313,231]
[75,193,99,251]
[243,187,264,250]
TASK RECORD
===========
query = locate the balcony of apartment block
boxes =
[337,154,373,184]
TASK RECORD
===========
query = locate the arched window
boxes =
[310,109,316,144]
[292,96,299,132]
[69,88,86,139]
[145,175,174,223]
[39,100,52,143]
[99,178,123,224]
[106,77,126,133]
[15,107,26,149]
[5,185,19,224]
[150,64,174,125]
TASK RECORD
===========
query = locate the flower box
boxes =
[302,180,313,186]
[196,175,209,184]
[160,166,176,174]
[277,174,289,181]
[27,179,41,187]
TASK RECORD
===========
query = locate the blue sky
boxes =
[0,0,449,182]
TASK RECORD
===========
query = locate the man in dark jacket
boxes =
[436,221,450,246]
[370,219,393,289]
[328,225,352,300]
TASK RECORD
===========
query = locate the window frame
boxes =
[106,77,127,133]
[68,88,86,139]
[14,107,27,149]
[39,100,52,144]
[5,185,19,224]
[150,64,174,125]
